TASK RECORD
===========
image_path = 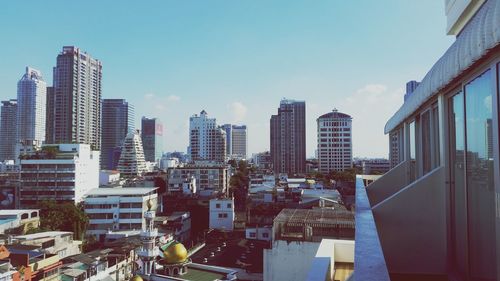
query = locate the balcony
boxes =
[355,164,449,280]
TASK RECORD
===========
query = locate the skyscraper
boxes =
[189,110,226,163]
[0,100,17,161]
[141,117,163,163]
[49,46,102,150]
[16,67,47,149]
[101,99,135,169]
[221,124,248,160]
[233,125,248,160]
[317,109,353,174]
[270,99,306,175]
[45,86,54,143]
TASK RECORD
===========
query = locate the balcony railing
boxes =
[354,175,390,281]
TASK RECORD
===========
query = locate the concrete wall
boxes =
[366,161,409,206]
[264,240,319,281]
[372,167,446,275]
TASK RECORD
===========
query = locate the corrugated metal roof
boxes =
[385,0,500,133]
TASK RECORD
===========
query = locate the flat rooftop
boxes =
[16,231,72,240]
[85,187,158,196]
[0,209,38,216]
[179,267,226,281]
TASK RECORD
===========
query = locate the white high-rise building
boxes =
[117,131,147,177]
[317,109,353,174]
[189,110,226,162]
[16,67,47,150]
[19,143,99,206]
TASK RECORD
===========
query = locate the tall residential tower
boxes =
[189,110,226,163]
[0,100,17,161]
[316,109,352,174]
[270,99,306,175]
[16,67,47,150]
[48,46,102,150]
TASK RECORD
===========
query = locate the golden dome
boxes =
[130,276,143,281]
[163,241,188,264]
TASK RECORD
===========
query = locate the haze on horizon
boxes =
[0,1,454,158]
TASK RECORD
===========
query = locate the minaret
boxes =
[138,199,159,276]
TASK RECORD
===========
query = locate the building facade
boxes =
[316,109,353,174]
[166,163,230,195]
[19,144,99,206]
[117,131,147,177]
[270,99,306,175]
[16,67,47,151]
[0,100,17,162]
[358,1,500,280]
[209,198,234,231]
[101,99,135,169]
[49,46,102,150]
[141,117,163,164]
[221,124,248,160]
[84,187,158,241]
[189,111,226,163]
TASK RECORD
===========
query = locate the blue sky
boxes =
[0,1,454,158]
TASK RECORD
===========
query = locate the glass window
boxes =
[421,110,432,174]
[409,121,416,182]
[464,70,495,279]
[449,91,467,277]
[431,104,440,168]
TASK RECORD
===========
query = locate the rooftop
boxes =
[16,231,72,240]
[0,209,39,216]
[85,187,158,196]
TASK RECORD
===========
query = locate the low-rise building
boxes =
[209,198,234,231]
[264,208,355,281]
[155,212,191,244]
[167,162,230,196]
[84,187,158,241]
[14,231,81,259]
[99,170,121,186]
[0,209,40,234]
[245,226,272,241]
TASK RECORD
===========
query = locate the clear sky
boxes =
[0,1,454,158]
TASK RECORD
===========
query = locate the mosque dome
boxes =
[163,241,188,264]
[130,275,143,281]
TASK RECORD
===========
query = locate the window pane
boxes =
[409,121,416,182]
[421,111,431,174]
[432,105,440,168]
[449,91,467,277]
[465,70,495,279]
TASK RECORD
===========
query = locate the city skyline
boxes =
[0,1,454,158]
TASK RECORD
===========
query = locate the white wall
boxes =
[264,241,320,281]
[245,227,272,241]
[209,199,234,231]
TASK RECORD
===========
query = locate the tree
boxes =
[37,201,89,240]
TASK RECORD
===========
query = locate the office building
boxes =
[0,100,17,161]
[19,144,99,206]
[49,46,102,150]
[84,187,158,241]
[16,67,47,151]
[101,99,135,169]
[221,124,248,160]
[141,117,163,164]
[355,1,500,280]
[270,99,306,175]
[117,131,147,177]
[316,109,353,174]
[189,110,226,162]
